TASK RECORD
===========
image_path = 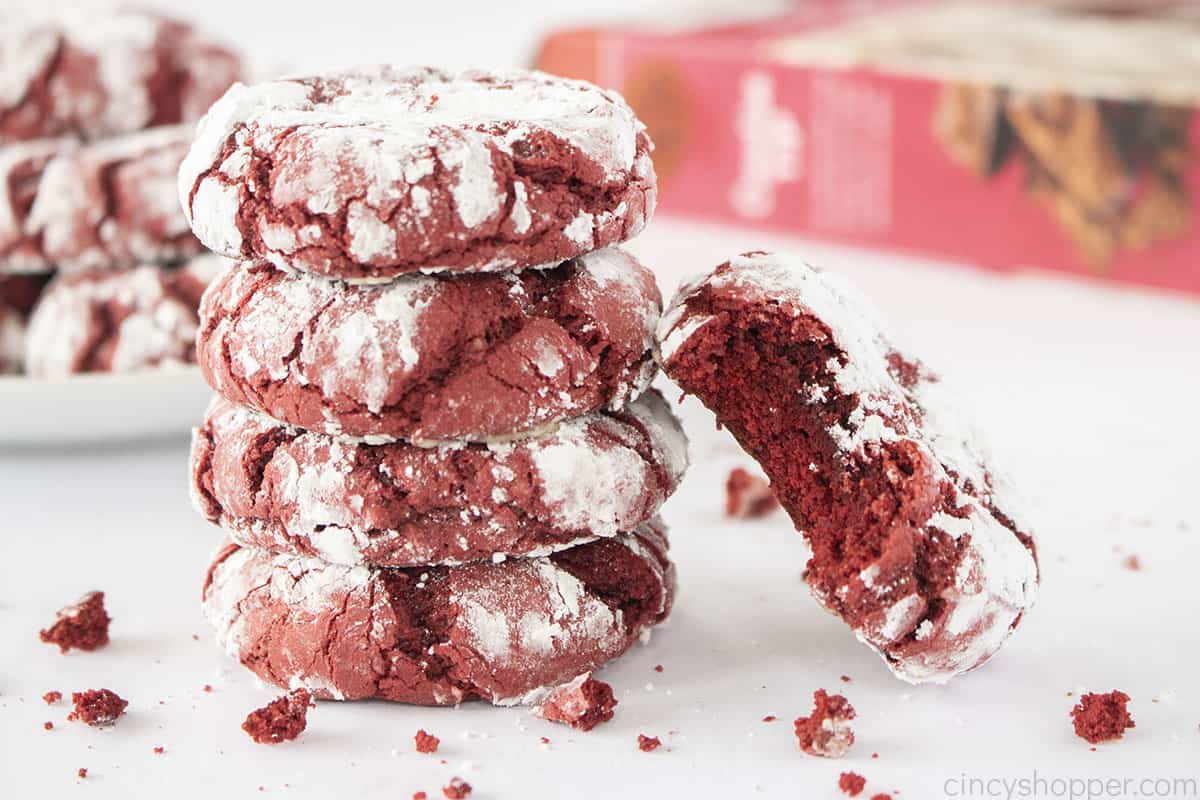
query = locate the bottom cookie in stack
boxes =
[202,521,674,706]
[23,255,226,378]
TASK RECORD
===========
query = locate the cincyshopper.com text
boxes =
[944,772,1199,800]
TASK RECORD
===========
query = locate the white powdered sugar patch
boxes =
[659,251,1038,684]
[180,66,646,268]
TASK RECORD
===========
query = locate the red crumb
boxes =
[840,675,852,683]
[840,772,867,796]
[638,734,662,752]
[762,715,777,722]
[725,467,780,519]
[794,689,856,758]
[414,729,440,754]
[414,793,427,800]
[39,591,110,653]
[872,753,879,759]
[442,777,472,799]
[533,673,617,731]
[153,746,164,755]
[870,795,893,800]
[44,721,53,730]
[540,737,550,744]
[202,684,213,693]
[67,689,128,727]
[242,690,313,744]
[43,691,62,705]
[77,768,87,780]
[1123,555,1141,571]
[1071,691,1135,744]
[654,664,664,673]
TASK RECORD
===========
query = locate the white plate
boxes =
[0,367,211,446]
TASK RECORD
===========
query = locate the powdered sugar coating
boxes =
[179,65,656,279]
[23,255,230,378]
[658,252,1039,684]
[0,8,242,144]
[190,389,687,567]
[200,523,675,706]
[0,136,68,273]
[1,126,203,273]
[197,248,661,441]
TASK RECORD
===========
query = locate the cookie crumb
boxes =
[68,689,128,727]
[654,664,664,673]
[533,673,617,731]
[242,690,313,744]
[77,768,88,780]
[413,793,427,800]
[1123,554,1141,571]
[153,746,164,755]
[794,689,856,758]
[202,684,213,693]
[840,675,852,683]
[870,794,892,800]
[43,691,62,705]
[637,734,662,752]
[414,729,440,754]
[839,772,867,797]
[39,591,110,653]
[1071,691,1135,744]
[725,468,779,518]
[44,721,53,730]
[762,715,777,723]
[442,777,472,799]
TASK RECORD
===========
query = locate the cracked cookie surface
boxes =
[178,65,655,279]
[197,248,661,441]
[0,8,241,144]
[24,254,228,378]
[1,126,203,274]
[657,252,1039,684]
[190,390,687,567]
[201,522,674,706]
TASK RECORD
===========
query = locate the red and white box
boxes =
[536,1,1200,295]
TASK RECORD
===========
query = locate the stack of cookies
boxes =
[182,66,688,708]
[0,9,241,376]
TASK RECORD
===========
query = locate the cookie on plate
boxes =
[202,522,675,705]
[0,273,51,373]
[196,248,660,442]
[0,8,241,144]
[179,66,655,280]
[24,255,228,378]
[657,252,1039,684]
[2,127,202,273]
[190,390,687,567]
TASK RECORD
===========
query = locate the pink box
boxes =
[535,1,1200,295]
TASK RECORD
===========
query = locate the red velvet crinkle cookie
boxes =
[657,252,1039,684]
[24,255,229,378]
[178,65,656,280]
[0,126,202,274]
[0,137,66,273]
[201,522,675,706]
[0,8,241,144]
[197,248,660,441]
[0,274,49,373]
[190,389,687,567]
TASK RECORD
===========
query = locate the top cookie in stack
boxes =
[183,66,688,710]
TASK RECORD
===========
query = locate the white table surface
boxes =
[2,218,1198,798]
